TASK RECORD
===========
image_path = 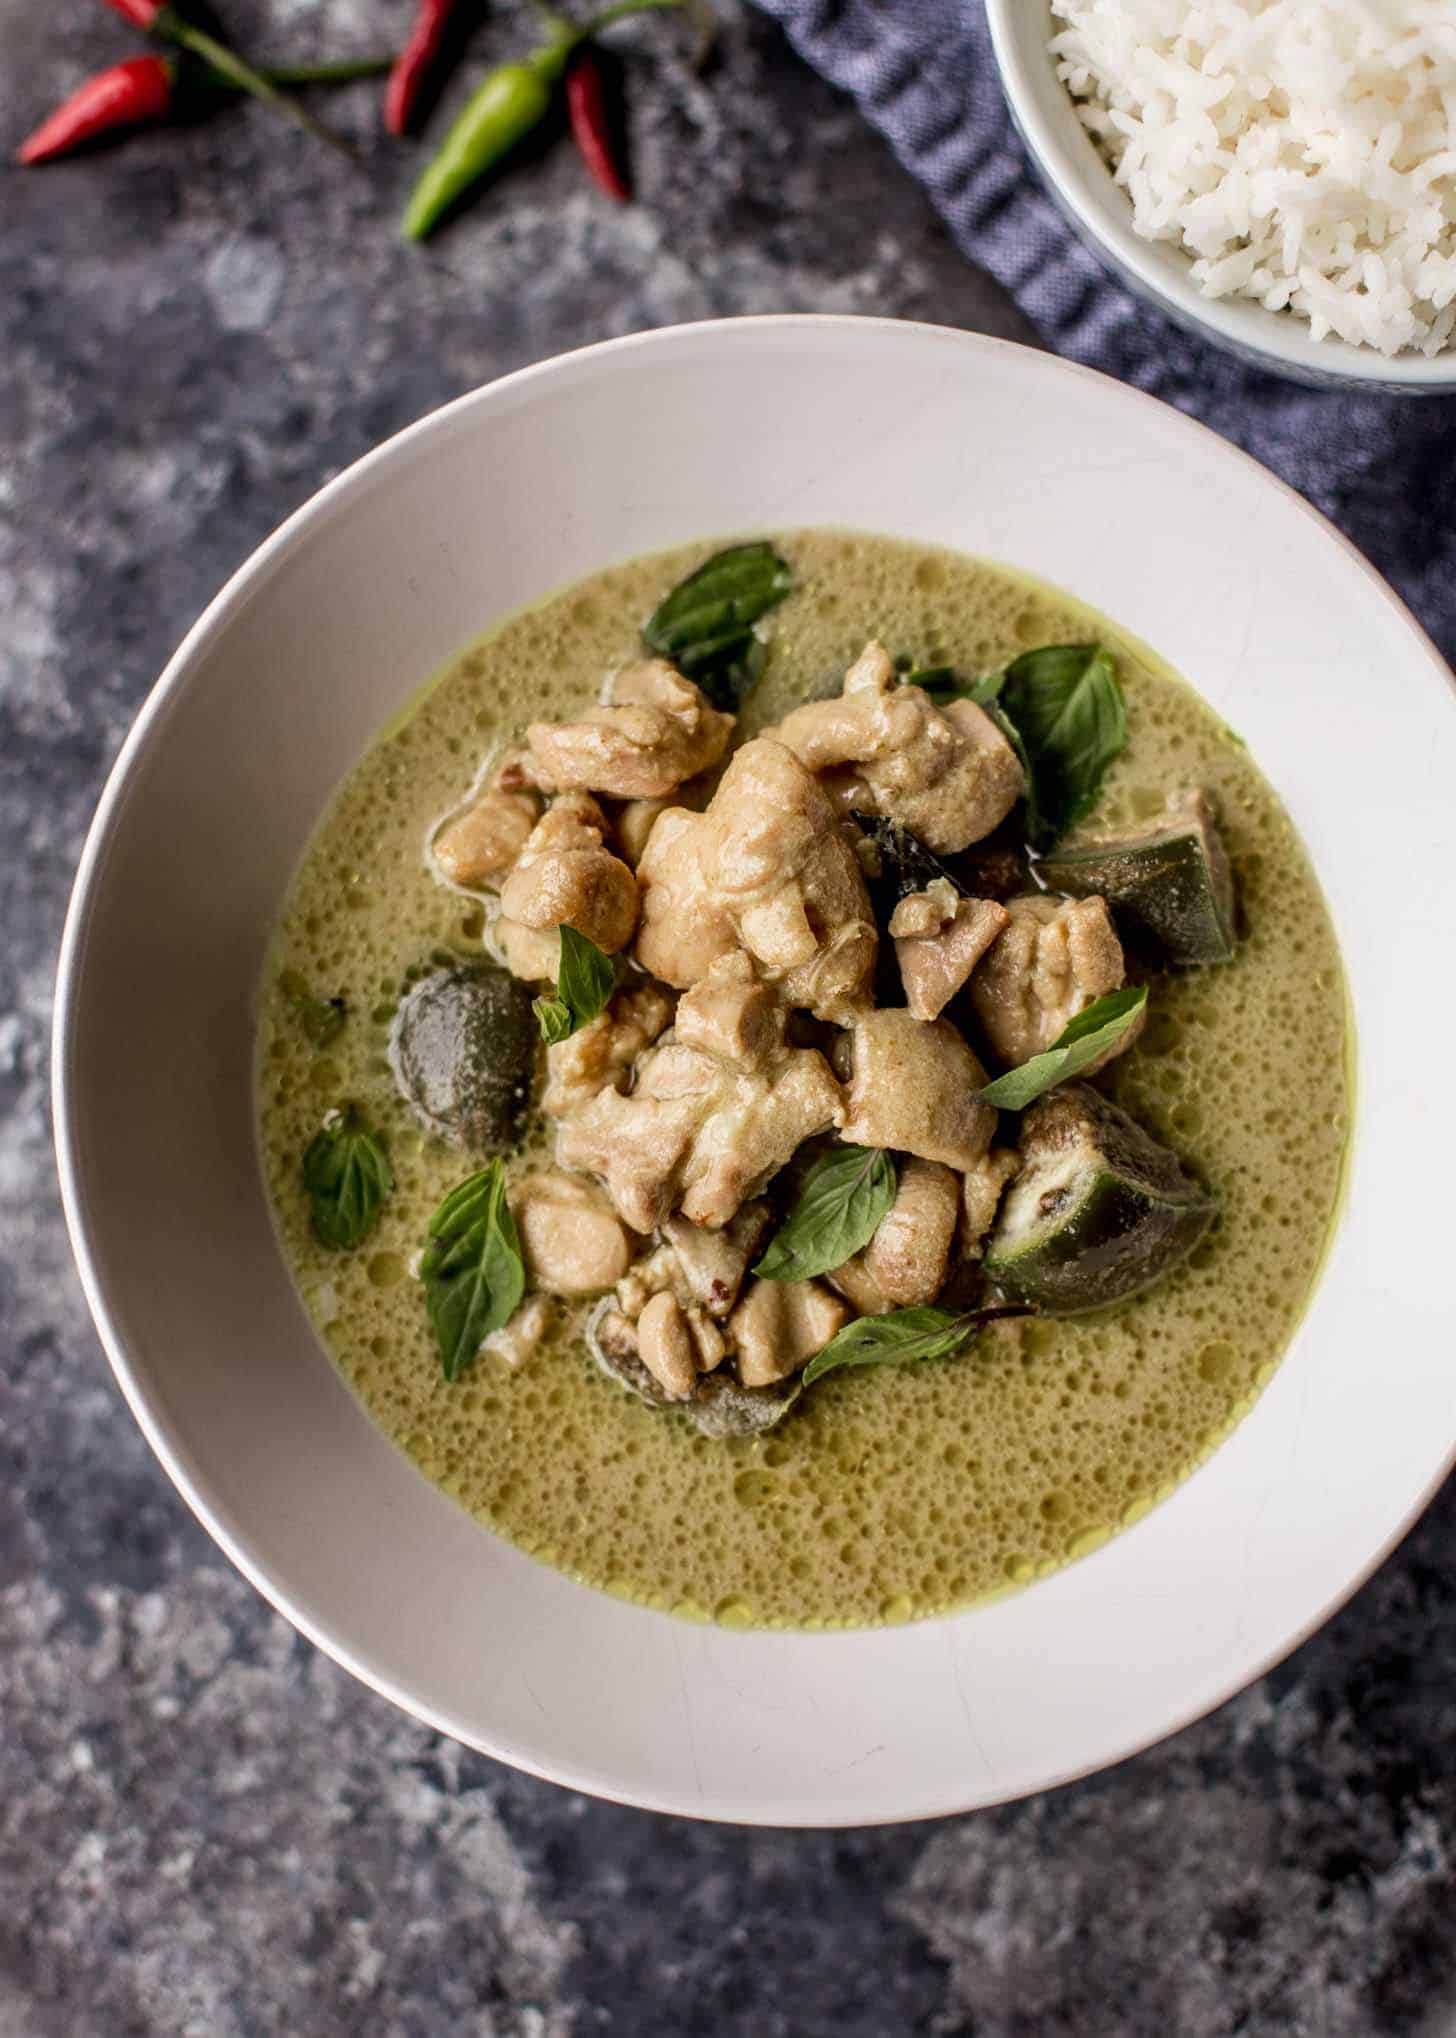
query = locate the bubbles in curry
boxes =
[257,531,1350,1629]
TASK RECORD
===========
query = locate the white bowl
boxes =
[985,0,1456,392]
[55,316,1456,1825]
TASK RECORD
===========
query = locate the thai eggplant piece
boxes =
[1035,790,1236,966]
[389,963,536,1151]
[366,549,1240,1424]
[983,1085,1217,1312]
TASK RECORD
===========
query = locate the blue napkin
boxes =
[753,0,1456,665]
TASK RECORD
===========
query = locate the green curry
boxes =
[258,531,1349,1629]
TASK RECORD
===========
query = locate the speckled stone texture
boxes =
[3,5,1454,2033]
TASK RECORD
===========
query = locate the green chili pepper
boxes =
[401,0,683,243]
[403,59,555,240]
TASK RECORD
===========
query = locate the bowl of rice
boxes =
[985,0,1456,388]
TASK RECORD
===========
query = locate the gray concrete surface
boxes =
[3,4,1453,2032]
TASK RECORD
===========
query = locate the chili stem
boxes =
[166,16,357,155]
[268,56,395,87]
[520,0,684,78]
[537,0,685,83]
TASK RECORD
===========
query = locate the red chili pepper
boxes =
[385,0,459,137]
[96,0,353,154]
[102,0,164,25]
[566,48,629,202]
[16,54,173,163]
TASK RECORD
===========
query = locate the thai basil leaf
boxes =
[558,924,614,1020]
[755,1146,898,1283]
[533,925,614,1045]
[997,644,1127,849]
[978,986,1148,1111]
[420,1158,526,1383]
[533,997,574,1047]
[802,1303,1030,1388]
[641,541,793,711]
[290,987,347,1049]
[302,1106,391,1250]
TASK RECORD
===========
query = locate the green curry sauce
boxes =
[257,531,1350,1629]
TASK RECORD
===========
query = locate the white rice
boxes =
[1048,0,1456,355]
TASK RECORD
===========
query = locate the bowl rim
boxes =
[52,314,1456,1824]
[984,0,1456,392]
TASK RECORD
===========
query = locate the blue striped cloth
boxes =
[754,0,1456,663]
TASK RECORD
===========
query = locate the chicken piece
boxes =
[637,1292,700,1400]
[511,1172,633,1296]
[826,1259,888,1316]
[614,774,712,869]
[496,918,561,982]
[555,1064,707,1235]
[493,746,552,794]
[936,1147,1023,1311]
[629,808,737,985]
[615,797,673,869]
[496,793,639,979]
[728,1278,850,1388]
[635,738,878,1023]
[542,982,675,1117]
[599,1288,727,1400]
[886,879,959,941]
[526,660,734,800]
[558,1034,843,1233]
[689,1309,729,1374]
[819,767,873,819]
[772,640,1024,854]
[612,1246,675,1321]
[677,1048,844,1229]
[662,1204,771,1317]
[890,882,1010,1022]
[614,1204,770,1330]
[674,953,784,1072]
[830,1158,960,1314]
[840,1009,997,1171]
[431,788,540,890]
[959,1147,1020,1259]
[482,1293,552,1369]
[714,745,878,1021]
[968,893,1134,1068]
